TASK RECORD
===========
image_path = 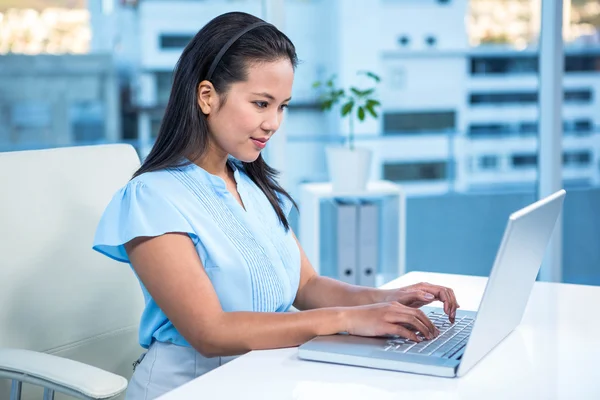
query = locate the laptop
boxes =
[298,189,566,378]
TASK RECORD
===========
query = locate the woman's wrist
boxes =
[358,287,391,305]
[318,307,350,335]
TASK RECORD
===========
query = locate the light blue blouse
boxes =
[93,158,301,349]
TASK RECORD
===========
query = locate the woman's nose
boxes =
[261,110,281,132]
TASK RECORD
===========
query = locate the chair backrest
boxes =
[0,144,145,400]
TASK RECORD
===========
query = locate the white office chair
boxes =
[0,144,146,400]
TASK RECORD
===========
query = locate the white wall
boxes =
[283,0,331,103]
[379,0,469,52]
[382,56,468,112]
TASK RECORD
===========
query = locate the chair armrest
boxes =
[0,348,128,400]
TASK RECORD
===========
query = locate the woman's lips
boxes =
[251,137,268,149]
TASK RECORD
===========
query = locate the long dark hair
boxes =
[132,12,298,230]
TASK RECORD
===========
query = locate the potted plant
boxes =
[313,70,382,192]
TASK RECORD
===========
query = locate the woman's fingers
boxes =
[446,287,459,319]
[417,283,460,323]
[389,324,421,342]
[386,305,438,339]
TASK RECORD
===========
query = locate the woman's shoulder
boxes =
[127,164,198,194]
[128,168,176,188]
[93,166,200,263]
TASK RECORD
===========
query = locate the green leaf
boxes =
[350,87,376,98]
[312,81,321,88]
[326,75,336,88]
[357,106,365,121]
[341,100,354,116]
[359,70,381,83]
[365,103,378,118]
[361,88,375,97]
[321,99,334,111]
[331,89,344,102]
[366,99,381,107]
[368,72,381,82]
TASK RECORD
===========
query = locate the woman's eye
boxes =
[254,101,268,108]
[280,104,289,110]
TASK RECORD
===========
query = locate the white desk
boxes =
[159,272,600,400]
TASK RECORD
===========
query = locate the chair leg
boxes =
[10,380,22,400]
[43,388,55,400]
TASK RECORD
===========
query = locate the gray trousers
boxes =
[126,341,238,400]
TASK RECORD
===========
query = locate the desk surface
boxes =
[159,272,600,400]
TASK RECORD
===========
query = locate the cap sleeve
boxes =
[93,180,199,263]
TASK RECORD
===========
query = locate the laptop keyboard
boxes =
[383,312,474,359]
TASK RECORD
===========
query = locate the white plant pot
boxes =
[325,146,372,192]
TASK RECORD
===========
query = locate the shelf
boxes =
[299,180,406,284]
[299,181,403,198]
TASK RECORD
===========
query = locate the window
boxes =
[11,101,51,129]
[383,161,447,181]
[151,116,162,139]
[383,111,455,134]
[469,89,593,105]
[478,155,499,170]
[7,101,52,145]
[121,110,138,140]
[160,34,194,49]
[469,120,595,137]
[70,102,105,142]
[564,89,592,103]
[563,151,591,166]
[511,154,537,168]
[573,119,592,132]
[468,123,513,137]
[469,92,538,105]
[564,119,593,134]
[469,56,538,75]
[565,55,600,72]
[156,71,174,105]
[519,122,538,134]
[471,55,600,74]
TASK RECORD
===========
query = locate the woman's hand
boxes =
[380,282,460,323]
[342,302,440,342]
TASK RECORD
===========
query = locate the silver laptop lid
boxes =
[457,189,566,376]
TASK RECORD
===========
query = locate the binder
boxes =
[334,199,358,285]
[319,199,337,280]
[357,200,379,287]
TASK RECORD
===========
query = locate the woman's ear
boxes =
[197,80,216,115]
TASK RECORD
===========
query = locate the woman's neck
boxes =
[195,149,230,180]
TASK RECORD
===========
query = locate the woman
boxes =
[93,11,459,399]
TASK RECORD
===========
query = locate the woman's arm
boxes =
[126,232,439,358]
[291,230,460,320]
[291,231,385,310]
[125,233,348,358]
